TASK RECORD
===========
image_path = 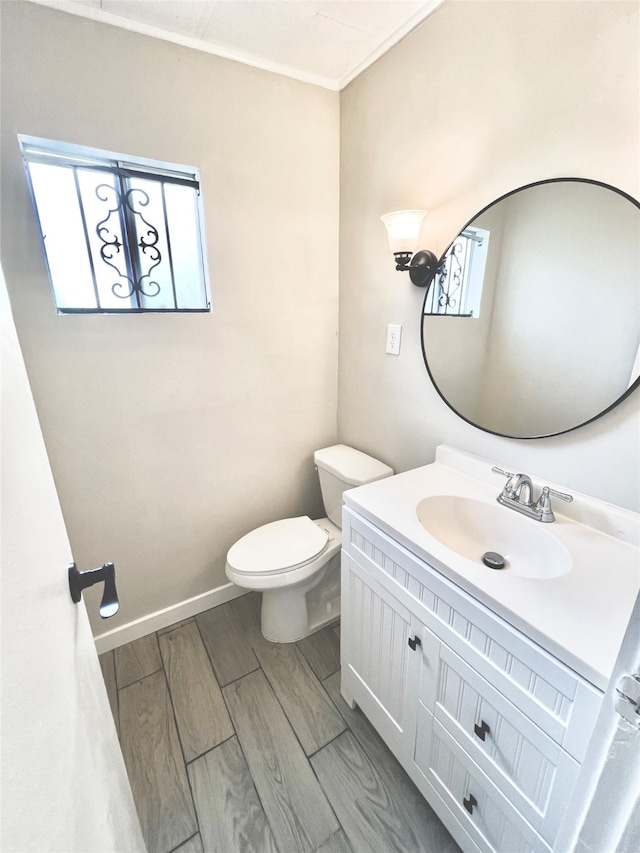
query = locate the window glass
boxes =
[164,182,208,310]
[28,162,97,309]
[128,177,175,310]
[76,168,132,310]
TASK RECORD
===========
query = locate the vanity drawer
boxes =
[344,509,602,762]
[419,625,578,844]
[415,708,551,853]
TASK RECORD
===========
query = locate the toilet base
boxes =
[261,554,341,643]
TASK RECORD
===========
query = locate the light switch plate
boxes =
[386,324,402,355]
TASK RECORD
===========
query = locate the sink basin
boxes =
[416,495,572,579]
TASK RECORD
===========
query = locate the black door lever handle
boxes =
[68,562,119,618]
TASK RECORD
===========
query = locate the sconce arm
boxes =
[393,252,413,271]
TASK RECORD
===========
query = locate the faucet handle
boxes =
[492,466,521,497]
[536,486,573,522]
[545,486,573,503]
[491,466,515,480]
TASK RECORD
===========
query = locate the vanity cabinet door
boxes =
[341,553,421,757]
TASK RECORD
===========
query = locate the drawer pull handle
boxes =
[474,720,490,741]
[463,794,478,815]
[408,635,422,651]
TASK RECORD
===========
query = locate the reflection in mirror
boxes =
[424,227,490,317]
[422,179,640,438]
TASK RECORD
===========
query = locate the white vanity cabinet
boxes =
[340,507,604,853]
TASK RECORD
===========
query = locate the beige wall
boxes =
[0,2,339,635]
[339,0,640,510]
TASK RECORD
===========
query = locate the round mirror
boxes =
[421,178,640,438]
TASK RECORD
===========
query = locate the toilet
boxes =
[225,445,394,643]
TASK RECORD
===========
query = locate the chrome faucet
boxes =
[492,467,573,522]
[502,472,533,505]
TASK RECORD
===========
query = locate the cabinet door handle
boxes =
[474,720,490,741]
[463,794,478,815]
[408,635,422,651]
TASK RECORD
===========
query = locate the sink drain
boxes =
[482,551,506,570]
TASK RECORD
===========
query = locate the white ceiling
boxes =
[29,0,444,89]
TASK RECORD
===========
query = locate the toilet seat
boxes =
[227,516,329,576]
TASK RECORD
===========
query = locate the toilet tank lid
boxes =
[313,445,394,486]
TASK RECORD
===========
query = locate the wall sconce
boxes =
[380,209,439,287]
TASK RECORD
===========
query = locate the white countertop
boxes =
[343,446,640,691]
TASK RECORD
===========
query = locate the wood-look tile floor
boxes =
[99,593,460,853]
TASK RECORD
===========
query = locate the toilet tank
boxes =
[313,445,394,528]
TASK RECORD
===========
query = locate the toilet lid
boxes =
[227,516,329,575]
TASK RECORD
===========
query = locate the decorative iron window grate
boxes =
[20,136,211,313]
[425,228,489,318]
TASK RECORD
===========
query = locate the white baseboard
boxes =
[93,581,247,654]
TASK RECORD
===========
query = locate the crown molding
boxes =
[23,0,340,90]
[25,0,445,92]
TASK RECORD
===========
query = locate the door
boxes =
[0,267,144,852]
[554,591,640,853]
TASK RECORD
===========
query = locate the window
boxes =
[424,227,490,318]
[19,136,210,313]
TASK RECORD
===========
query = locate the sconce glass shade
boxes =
[381,209,427,254]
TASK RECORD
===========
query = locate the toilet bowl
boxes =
[226,516,341,642]
[225,445,393,643]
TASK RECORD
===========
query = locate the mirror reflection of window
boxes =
[425,227,490,317]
